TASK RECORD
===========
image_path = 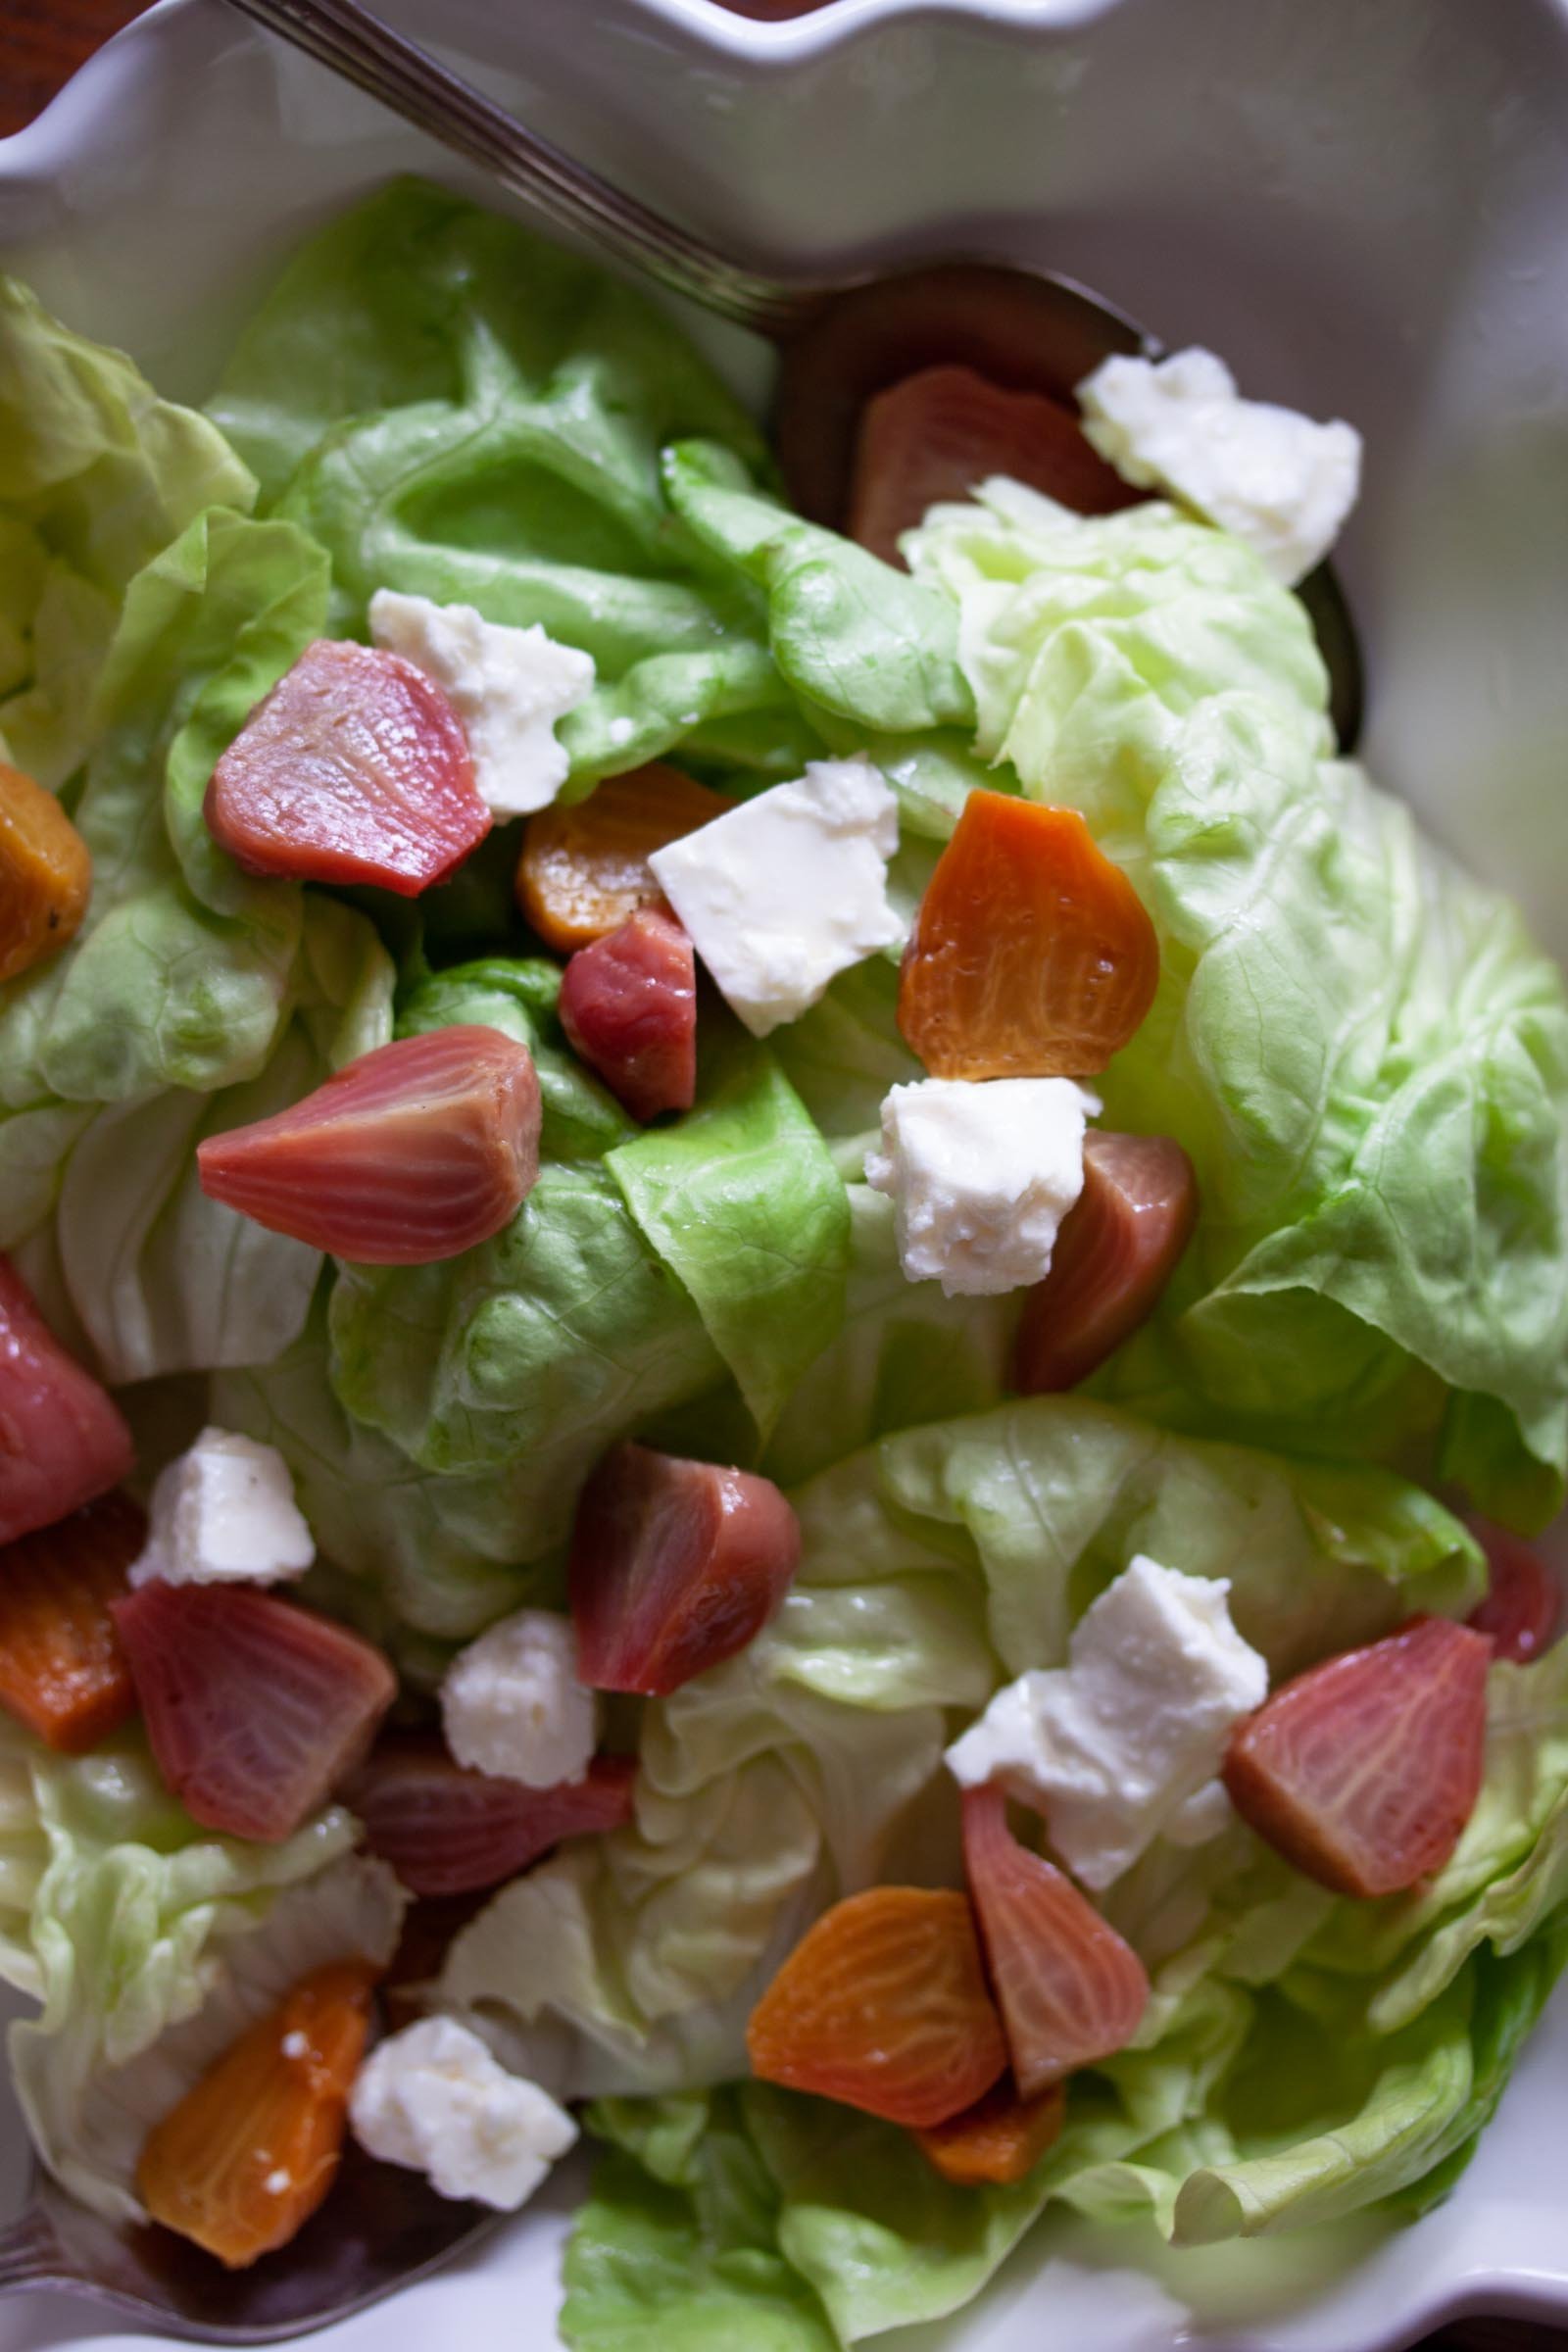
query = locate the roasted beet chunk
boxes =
[198,1025,541,1265]
[0,1491,143,1753]
[113,1582,396,1842]
[570,1442,801,1695]
[1013,1131,1198,1394]
[0,1254,134,1547]
[961,1785,1148,2095]
[850,365,1140,565]
[346,1738,636,1897]
[205,638,490,897]
[1223,1616,1492,1897]
[559,907,697,1122]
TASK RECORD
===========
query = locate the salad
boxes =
[0,175,1565,2344]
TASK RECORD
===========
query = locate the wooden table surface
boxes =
[0,3,1563,2348]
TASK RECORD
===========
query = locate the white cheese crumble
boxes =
[1163,1778,1237,1848]
[368,589,594,817]
[864,1076,1099,1297]
[350,2017,576,2210]
[1076,348,1361,585]
[128,1427,315,1589]
[648,756,902,1037]
[947,1554,1268,1887]
[441,1606,598,1788]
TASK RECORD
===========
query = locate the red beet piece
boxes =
[848,364,1142,565]
[0,1255,133,1547]
[205,639,490,897]
[1467,1522,1562,1665]
[961,1785,1149,2096]
[1223,1616,1493,1898]
[112,1582,396,1843]
[559,906,697,1123]
[346,1738,636,1897]
[1014,1132,1198,1396]
[570,1443,801,1696]
[197,1025,541,1265]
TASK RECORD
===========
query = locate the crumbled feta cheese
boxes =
[947,1554,1268,1887]
[128,1427,315,1589]
[441,1606,598,1788]
[350,2017,576,2210]
[648,756,902,1037]
[1076,348,1361,584]
[368,590,594,817]
[864,1076,1099,1297]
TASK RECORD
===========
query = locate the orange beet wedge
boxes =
[0,760,91,986]
[849,366,1140,568]
[0,1490,142,1753]
[1014,1131,1198,1394]
[912,2076,1066,2187]
[747,1886,1007,2129]
[138,1960,379,2268]
[197,1025,541,1265]
[517,764,733,953]
[900,795,1159,1080]
[1223,1616,1493,1897]
[962,1787,1149,2097]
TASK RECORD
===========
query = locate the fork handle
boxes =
[223,0,811,335]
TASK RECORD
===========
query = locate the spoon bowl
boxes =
[224,0,1365,746]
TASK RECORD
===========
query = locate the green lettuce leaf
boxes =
[0,274,256,786]
[904,482,1568,1525]
[208,178,817,789]
[0,503,395,1381]
[0,1716,402,2222]
[661,441,975,737]
[608,1042,851,1438]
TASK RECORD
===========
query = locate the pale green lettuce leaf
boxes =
[0,1717,402,2223]
[906,482,1568,1524]
[870,1397,1483,1675]
[608,1044,850,1437]
[209,178,815,787]
[0,273,256,787]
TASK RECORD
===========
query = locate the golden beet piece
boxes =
[517,763,733,952]
[899,793,1159,1079]
[0,760,91,985]
[138,1960,379,2268]
[747,1886,1007,2130]
[0,1491,142,1754]
[912,2076,1066,2186]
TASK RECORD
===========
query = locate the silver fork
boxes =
[0,2148,500,2340]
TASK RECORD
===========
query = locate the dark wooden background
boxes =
[0,4,1563,2348]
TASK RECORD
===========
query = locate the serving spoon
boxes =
[0,2144,500,2339]
[222,0,1363,746]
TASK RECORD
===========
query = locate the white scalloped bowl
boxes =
[2,1,1567,2346]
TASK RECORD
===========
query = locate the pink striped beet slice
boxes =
[346,1739,636,1896]
[205,638,490,897]
[197,1025,541,1264]
[962,1784,1149,2096]
[113,1581,397,1843]
[1224,1615,1492,1897]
